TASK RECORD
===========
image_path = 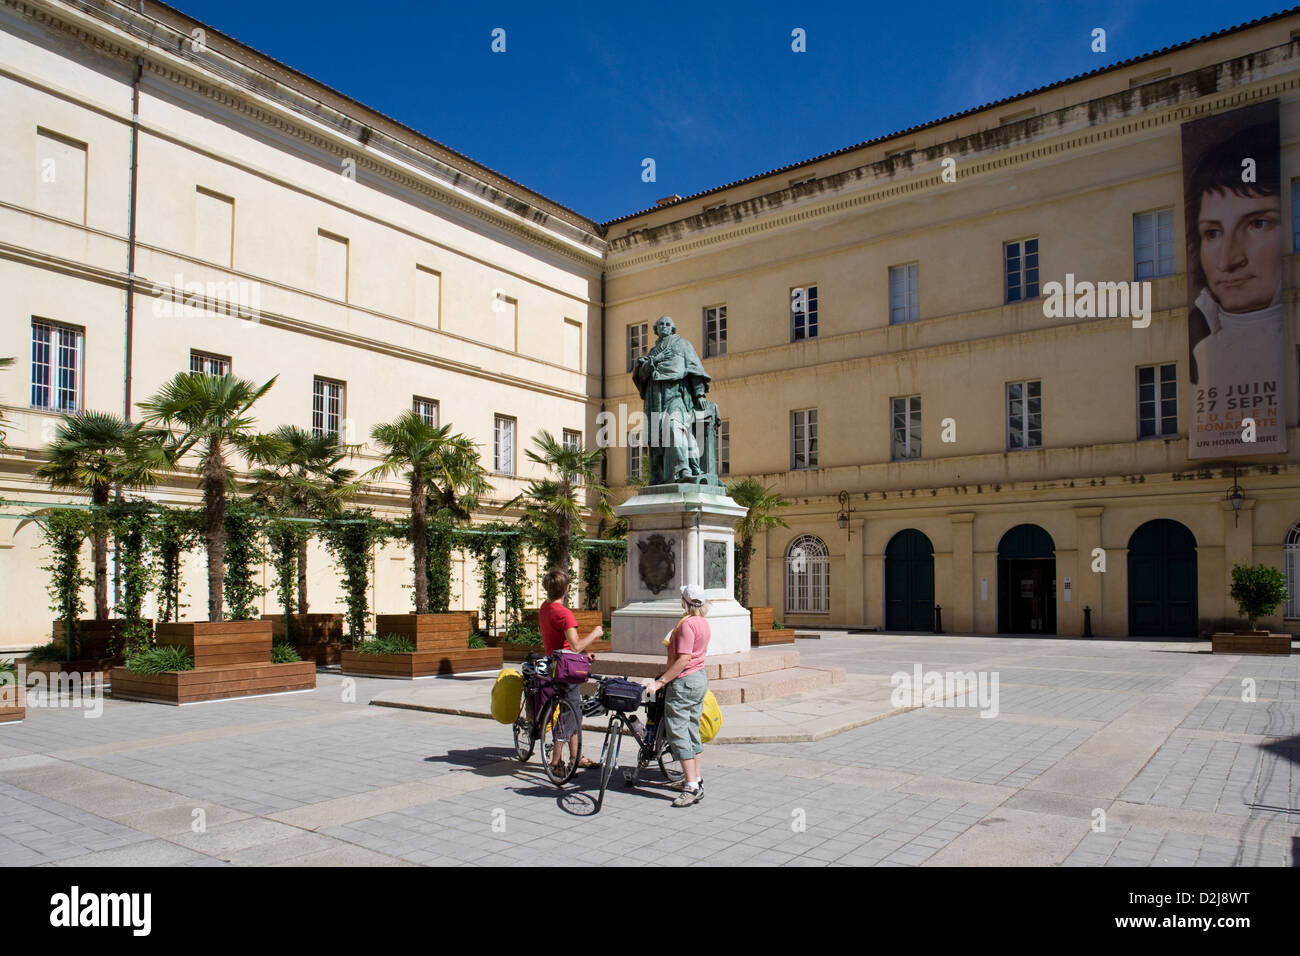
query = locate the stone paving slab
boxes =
[0,633,1296,867]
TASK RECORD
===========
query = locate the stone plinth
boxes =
[611,483,751,656]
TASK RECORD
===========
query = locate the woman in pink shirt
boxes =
[645,584,710,807]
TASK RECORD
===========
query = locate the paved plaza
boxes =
[0,633,1297,867]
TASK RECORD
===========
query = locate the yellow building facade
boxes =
[2,0,1299,644]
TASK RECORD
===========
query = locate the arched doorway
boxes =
[785,535,829,614]
[1285,522,1300,619]
[998,524,1056,634]
[1128,520,1198,637]
[885,529,934,631]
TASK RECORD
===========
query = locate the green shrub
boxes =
[126,646,194,674]
[25,642,67,663]
[468,633,486,649]
[0,660,14,685]
[271,642,302,664]
[772,621,786,630]
[504,626,542,646]
[356,633,416,655]
[1230,563,1288,630]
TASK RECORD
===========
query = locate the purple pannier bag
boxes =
[552,651,591,684]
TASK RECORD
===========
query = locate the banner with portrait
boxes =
[1183,99,1286,459]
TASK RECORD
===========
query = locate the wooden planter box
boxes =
[25,660,113,684]
[263,614,343,665]
[748,606,793,646]
[340,646,503,678]
[51,619,149,661]
[374,613,474,651]
[0,679,23,723]
[523,608,603,633]
[109,661,317,704]
[156,621,272,667]
[1211,631,1292,656]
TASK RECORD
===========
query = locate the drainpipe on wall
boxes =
[115,54,143,609]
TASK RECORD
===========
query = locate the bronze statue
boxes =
[631,315,722,486]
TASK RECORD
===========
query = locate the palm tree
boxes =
[368,411,489,614]
[36,411,167,619]
[248,425,360,615]
[138,372,279,622]
[727,477,789,608]
[507,430,608,575]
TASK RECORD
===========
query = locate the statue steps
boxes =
[589,648,844,704]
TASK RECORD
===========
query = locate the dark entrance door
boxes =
[1128,519,1198,637]
[885,529,934,631]
[998,524,1056,634]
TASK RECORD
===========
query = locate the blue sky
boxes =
[170,0,1290,223]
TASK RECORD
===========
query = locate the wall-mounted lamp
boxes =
[1227,465,1245,528]
[836,490,855,539]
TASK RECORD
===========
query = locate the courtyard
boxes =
[1,632,1296,868]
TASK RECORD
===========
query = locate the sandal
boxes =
[577,757,597,769]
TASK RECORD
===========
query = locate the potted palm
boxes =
[1212,563,1291,656]
[0,659,23,724]
[37,411,166,663]
[249,425,359,664]
[728,477,792,646]
[111,372,315,703]
[340,411,501,677]
[508,431,611,649]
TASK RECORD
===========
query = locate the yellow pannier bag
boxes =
[699,689,722,743]
[491,667,524,724]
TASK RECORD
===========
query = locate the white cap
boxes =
[680,583,706,605]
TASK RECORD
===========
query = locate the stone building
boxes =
[2,0,1299,642]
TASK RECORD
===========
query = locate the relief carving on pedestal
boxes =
[636,534,676,594]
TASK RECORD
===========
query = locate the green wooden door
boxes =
[885,530,935,631]
[1128,520,1198,637]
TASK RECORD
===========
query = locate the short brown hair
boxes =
[542,568,570,601]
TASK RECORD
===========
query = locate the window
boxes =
[704,305,727,358]
[190,350,230,376]
[312,377,345,439]
[1286,522,1300,618]
[316,230,349,301]
[563,318,582,370]
[494,415,516,474]
[889,263,920,324]
[1133,208,1175,279]
[627,439,646,482]
[494,294,518,351]
[627,323,648,371]
[30,319,82,412]
[413,396,439,427]
[1006,380,1042,450]
[891,396,921,460]
[791,409,818,470]
[35,129,87,223]
[195,187,234,267]
[718,420,730,476]
[785,534,829,614]
[791,286,818,341]
[563,428,582,452]
[1137,364,1177,438]
[415,266,441,327]
[1005,238,1039,302]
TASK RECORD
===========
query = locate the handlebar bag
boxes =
[598,677,644,713]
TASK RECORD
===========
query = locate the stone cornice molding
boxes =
[6,0,607,267]
[607,43,1300,272]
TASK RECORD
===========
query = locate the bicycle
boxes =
[512,652,583,786]
[591,675,684,812]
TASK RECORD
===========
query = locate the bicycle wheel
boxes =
[655,723,684,783]
[596,716,623,812]
[540,696,581,786]
[512,698,535,762]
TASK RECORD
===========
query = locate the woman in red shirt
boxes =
[539,567,603,772]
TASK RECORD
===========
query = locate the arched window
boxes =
[1285,522,1300,619]
[785,534,829,614]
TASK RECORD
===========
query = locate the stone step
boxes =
[709,665,846,705]
[590,648,801,681]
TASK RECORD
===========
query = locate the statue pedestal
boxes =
[611,484,752,657]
